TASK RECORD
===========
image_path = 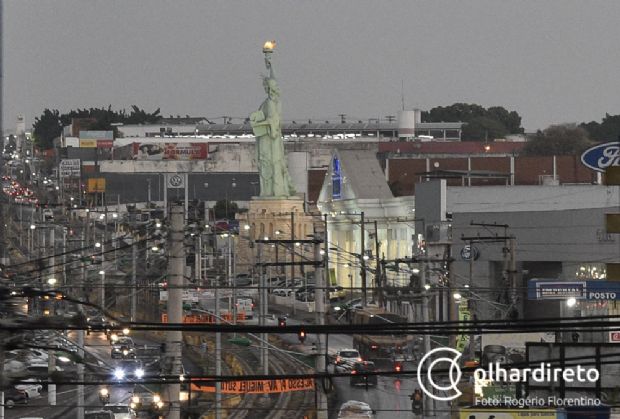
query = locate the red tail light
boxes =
[370,345,378,350]
[395,363,402,372]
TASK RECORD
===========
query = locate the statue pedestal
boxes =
[236,196,317,277]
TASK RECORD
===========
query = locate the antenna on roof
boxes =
[338,114,347,124]
[401,80,405,111]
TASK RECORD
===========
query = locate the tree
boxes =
[32,105,162,148]
[213,199,238,220]
[580,113,620,143]
[461,116,508,142]
[32,109,63,149]
[522,124,594,156]
[422,103,523,141]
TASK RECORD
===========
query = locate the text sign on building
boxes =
[332,157,342,199]
[59,159,81,178]
[581,141,620,173]
[528,279,620,300]
[132,142,208,160]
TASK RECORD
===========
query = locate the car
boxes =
[112,359,144,380]
[129,390,164,414]
[233,273,252,287]
[84,410,115,419]
[3,388,28,408]
[334,349,362,371]
[349,361,378,387]
[338,400,375,418]
[15,378,43,398]
[104,403,137,419]
[295,285,316,300]
[111,337,136,359]
[273,280,302,296]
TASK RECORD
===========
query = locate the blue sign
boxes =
[460,245,480,261]
[332,157,342,199]
[580,141,620,173]
[528,279,620,300]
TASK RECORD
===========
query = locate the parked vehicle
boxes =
[3,387,28,408]
[15,378,43,398]
[328,286,347,301]
[84,410,115,419]
[272,280,302,297]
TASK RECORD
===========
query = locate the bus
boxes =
[351,306,413,364]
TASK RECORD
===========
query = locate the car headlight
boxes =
[135,368,145,378]
[153,394,161,403]
[113,368,125,380]
[132,395,140,404]
[99,388,109,397]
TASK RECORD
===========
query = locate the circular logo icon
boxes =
[416,347,462,401]
[168,174,183,187]
[460,245,479,261]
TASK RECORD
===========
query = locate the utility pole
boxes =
[101,207,107,309]
[290,212,295,279]
[166,204,184,419]
[420,259,434,416]
[77,229,85,419]
[314,235,328,419]
[373,220,380,306]
[360,211,367,307]
[215,268,222,419]
[258,243,269,400]
[131,231,137,322]
[48,226,56,406]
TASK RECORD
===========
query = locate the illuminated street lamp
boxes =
[566,297,577,307]
[47,278,57,286]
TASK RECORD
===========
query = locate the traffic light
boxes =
[410,389,423,415]
[298,329,306,343]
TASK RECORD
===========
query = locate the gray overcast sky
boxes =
[3,0,620,132]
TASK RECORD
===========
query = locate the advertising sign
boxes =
[581,141,620,173]
[59,159,81,178]
[190,377,314,394]
[132,142,208,160]
[528,279,620,301]
[87,178,106,193]
[79,130,114,148]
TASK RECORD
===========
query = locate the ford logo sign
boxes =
[581,141,620,172]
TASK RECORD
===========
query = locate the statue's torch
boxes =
[263,40,276,55]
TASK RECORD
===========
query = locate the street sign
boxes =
[166,173,185,188]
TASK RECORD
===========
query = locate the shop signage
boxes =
[581,141,620,173]
[528,279,620,300]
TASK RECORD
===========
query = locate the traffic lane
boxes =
[331,373,418,419]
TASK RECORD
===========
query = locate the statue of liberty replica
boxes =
[250,41,297,198]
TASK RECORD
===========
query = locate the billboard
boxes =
[79,130,114,148]
[59,159,80,178]
[132,142,208,160]
[87,178,106,193]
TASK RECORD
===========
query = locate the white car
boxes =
[15,379,43,398]
[338,400,375,418]
[272,280,302,296]
[334,349,362,371]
